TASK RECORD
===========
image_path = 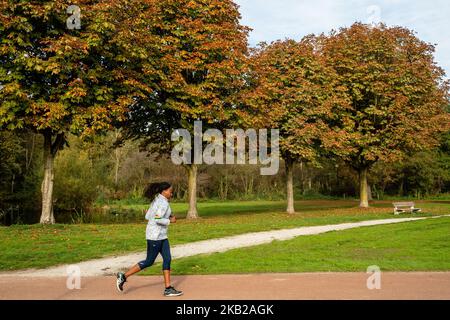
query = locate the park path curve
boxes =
[1,215,448,278]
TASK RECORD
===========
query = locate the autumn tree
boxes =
[0,0,157,223]
[237,38,349,213]
[321,23,450,207]
[121,0,249,219]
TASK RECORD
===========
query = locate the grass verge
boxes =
[141,217,450,274]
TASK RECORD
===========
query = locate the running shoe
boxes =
[116,272,127,292]
[164,286,183,297]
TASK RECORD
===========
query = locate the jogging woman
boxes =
[116,182,183,297]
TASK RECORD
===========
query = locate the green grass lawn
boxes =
[141,217,450,275]
[100,198,450,219]
[97,199,356,221]
[0,200,448,271]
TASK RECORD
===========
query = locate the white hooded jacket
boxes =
[145,194,172,240]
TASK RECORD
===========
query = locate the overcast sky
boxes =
[235,0,450,78]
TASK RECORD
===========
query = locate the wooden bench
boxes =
[392,202,421,215]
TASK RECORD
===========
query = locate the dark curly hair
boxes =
[143,182,171,199]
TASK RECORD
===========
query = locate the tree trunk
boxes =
[11,174,15,193]
[285,158,295,214]
[114,129,120,190]
[219,175,228,200]
[299,161,304,193]
[25,133,35,173]
[114,148,120,190]
[185,164,198,219]
[40,132,56,224]
[359,167,369,208]
[398,179,404,197]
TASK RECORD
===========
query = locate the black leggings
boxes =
[138,239,172,271]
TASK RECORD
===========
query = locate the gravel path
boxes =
[1,215,448,278]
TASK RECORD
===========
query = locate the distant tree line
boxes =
[1,128,449,225]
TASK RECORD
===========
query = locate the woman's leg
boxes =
[163,270,171,288]
[160,239,172,288]
[124,264,141,278]
[126,240,161,278]
[160,240,182,296]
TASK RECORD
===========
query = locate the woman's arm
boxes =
[145,199,157,220]
[145,207,152,220]
[154,201,170,226]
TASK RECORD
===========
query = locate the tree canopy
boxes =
[320,23,450,207]
[0,0,160,222]
[237,37,350,212]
